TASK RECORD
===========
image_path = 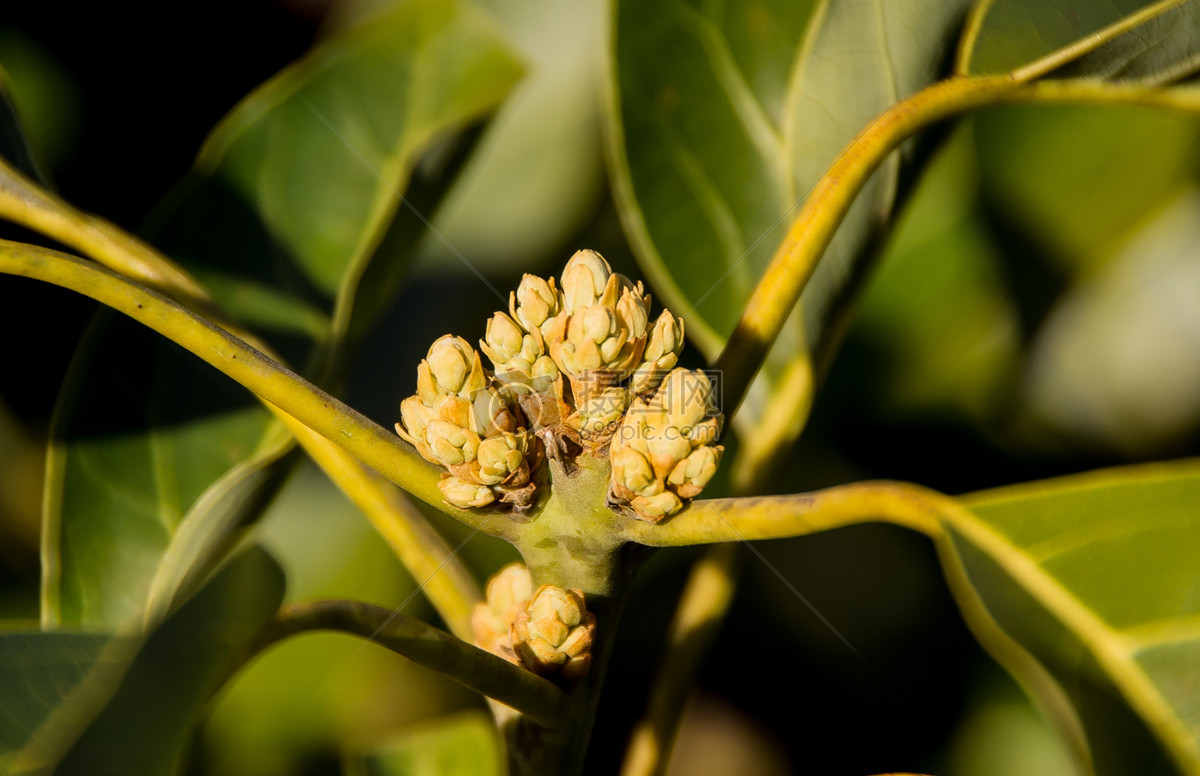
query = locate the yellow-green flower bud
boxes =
[438,475,495,509]
[472,563,533,661]
[630,310,685,394]
[574,386,630,440]
[659,367,719,429]
[395,397,440,462]
[610,444,657,496]
[417,335,489,404]
[511,585,595,680]
[426,419,480,467]
[476,430,530,486]
[667,444,722,498]
[629,490,683,521]
[511,274,562,337]
[560,249,615,313]
[559,306,625,374]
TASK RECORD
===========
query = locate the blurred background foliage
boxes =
[1,0,1197,774]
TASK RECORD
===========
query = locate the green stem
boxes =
[712,75,1200,416]
[0,160,486,638]
[0,157,214,312]
[254,599,570,728]
[713,74,1020,413]
[0,239,515,542]
[622,481,945,547]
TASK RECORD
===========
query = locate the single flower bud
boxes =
[426,419,480,467]
[560,249,614,313]
[629,490,683,522]
[659,367,719,429]
[511,585,596,680]
[610,444,657,497]
[667,444,722,498]
[472,563,533,661]
[510,274,562,336]
[419,335,489,402]
[481,311,529,365]
[438,475,495,509]
[396,397,440,462]
[476,431,530,486]
[574,386,630,440]
[630,310,684,394]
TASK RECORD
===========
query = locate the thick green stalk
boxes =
[254,599,569,728]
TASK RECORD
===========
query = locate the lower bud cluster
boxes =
[472,564,595,682]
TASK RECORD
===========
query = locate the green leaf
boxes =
[42,0,523,631]
[344,711,504,776]
[960,0,1200,84]
[606,0,975,412]
[0,631,109,768]
[950,460,1200,775]
[960,0,1153,75]
[3,545,285,775]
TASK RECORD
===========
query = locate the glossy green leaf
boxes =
[950,460,1200,774]
[960,0,1153,75]
[4,546,285,775]
[345,711,504,776]
[960,0,1200,84]
[42,0,523,631]
[0,631,109,769]
[606,0,974,397]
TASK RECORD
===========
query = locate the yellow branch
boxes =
[713,74,1020,412]
[0,240,502,534]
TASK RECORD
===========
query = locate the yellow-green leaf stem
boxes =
[0,240,517,546]
[624,481,945,547]
[0,153,486,635]
[714,75,1200,415]
[256,599,569,729]
[712,75,1019,412]
[0,157,212,312]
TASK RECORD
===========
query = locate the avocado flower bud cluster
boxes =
[396,249,721,518]
[608,368,725,522]
[472,563,595,681]
[396,335,538,510]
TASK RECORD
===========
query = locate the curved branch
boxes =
[713,74,1200,416]
[0,160,487,637]
[622,481,947,547]
[0,240,517,543]
[712,74,1020,413]
[0,157,214,311]
[257,599,570,728]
